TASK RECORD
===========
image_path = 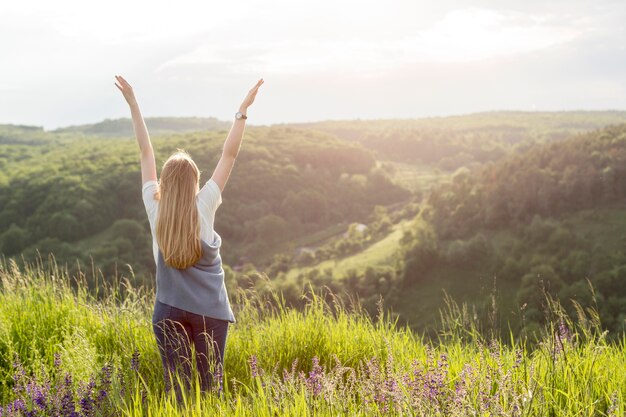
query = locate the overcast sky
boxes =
[1,0,625,129]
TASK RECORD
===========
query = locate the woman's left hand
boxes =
[239,78,264,112]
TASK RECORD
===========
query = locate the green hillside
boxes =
[265,122,626,337]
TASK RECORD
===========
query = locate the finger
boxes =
[250,79,263,91]
[115,83,123,92]
[118,76,131,87]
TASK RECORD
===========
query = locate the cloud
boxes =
[408,9,583,63]
[156,8,586,78]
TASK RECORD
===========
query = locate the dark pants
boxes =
[152,299,229,401]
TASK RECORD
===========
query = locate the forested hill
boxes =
[0,125,408,281]
[400,123,626,334]
[296,111,626,168]
[298,111,626,143]
[426,123,626,238]
[53,117,231,137]
[268,122,626,336]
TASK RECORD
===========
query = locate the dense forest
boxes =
[413,124,626,334]
[2,112,626,337]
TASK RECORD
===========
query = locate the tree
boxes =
[0,224,28,255]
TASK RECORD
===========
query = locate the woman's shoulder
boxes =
[142,181,159,218]
[197,178,222,211]
[142,180,158,196]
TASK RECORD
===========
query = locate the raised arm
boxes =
[211,78,264,192]
[114,75,157,185]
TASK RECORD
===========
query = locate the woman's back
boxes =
[142,178,222,266]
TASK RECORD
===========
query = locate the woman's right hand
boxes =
[114,75,138,106]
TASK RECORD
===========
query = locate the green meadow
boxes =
[0,259,624,416]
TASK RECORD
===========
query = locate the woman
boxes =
[115,75,263,400]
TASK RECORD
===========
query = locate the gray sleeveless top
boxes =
[156,232,235,322]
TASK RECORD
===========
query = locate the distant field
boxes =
[286,219,414,280]
[383,160,449,193]
[249,222,348,266]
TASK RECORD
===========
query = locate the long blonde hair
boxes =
[155,150,202,269]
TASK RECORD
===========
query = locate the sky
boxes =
[1,0,625,129]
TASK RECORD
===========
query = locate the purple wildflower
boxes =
[118,369,126,398]
[214,365,223,394]
[79,395,94,417]
[306,356,323,396]
[282,358,299,384]
[558,320,572,342]
[11,357,26,395]
[100,364,112,387]
[61,391,76,417]
[79,379,96,417]
[98,389,108,402]
[249,355,259,378]
[53,353,62,369]
[131,349,140,372]
[6,399,26,413]
[438,353,448,366]
[554,320,573,356]
[33,386,48,411]
[606,391,618,417]
[514,349,523,368]
[64,372,73,388]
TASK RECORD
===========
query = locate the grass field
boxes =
[384,161,450,194]
[285,219,413,281]
[250,222,349,266]
[0,256,624,416]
